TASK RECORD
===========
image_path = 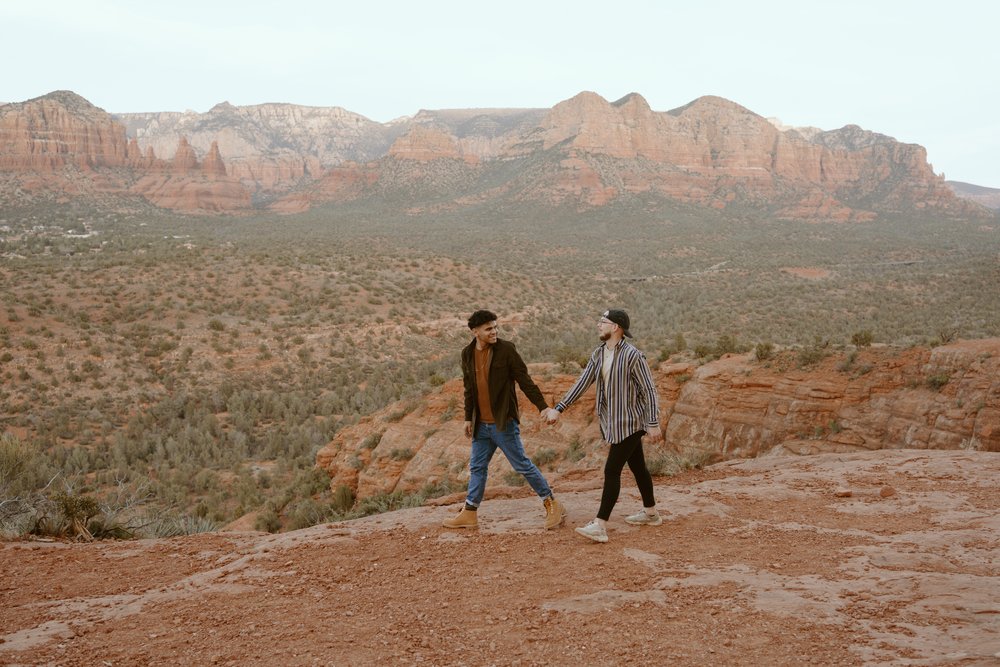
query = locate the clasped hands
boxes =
[541,407,560,424]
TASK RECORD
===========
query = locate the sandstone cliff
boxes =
[292,91,987,220]
[116,101,396,193]
[0,91,141,170]
[316,338,1000,500]
[0,92,252,214]
[2,90,992,219]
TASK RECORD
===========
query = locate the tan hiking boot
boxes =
[543,497,565,530]
[442,507,478,529]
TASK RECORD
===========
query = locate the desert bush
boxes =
[837,350,858,372]
[331,484,355,512]
[754,342,774,361]
[140,513,219,537]
[938,328,958,344]
[851,330,874,347]
[349,490,424,517]
[646,448,714,476]
[531,447,558,467]
[419,476,459,499]
[255,506,282,533]
[565,436,586,462]
[0,434,60,536]
[926,373,950,390]
[797,337,830,367]
[389,447,415,461]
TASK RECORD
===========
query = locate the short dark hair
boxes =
[468,309,498,329]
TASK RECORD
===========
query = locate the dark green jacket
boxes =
[462,338,548,433]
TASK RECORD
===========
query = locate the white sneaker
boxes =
[625,510,662,526]
[575,520,608,543]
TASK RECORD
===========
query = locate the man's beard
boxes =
[599,332,611,342]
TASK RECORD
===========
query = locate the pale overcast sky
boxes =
[2,0,998,186]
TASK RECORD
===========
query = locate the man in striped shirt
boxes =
[545,309,663,543]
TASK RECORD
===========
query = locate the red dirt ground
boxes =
[2,449,999,666]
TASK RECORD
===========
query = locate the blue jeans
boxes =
[466,420,553,507]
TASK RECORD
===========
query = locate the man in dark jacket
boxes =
[442,309,566,530]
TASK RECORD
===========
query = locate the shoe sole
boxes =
[442,523,478,529]
[545,512,567,530]
[625,517,663,526]
[574,527,608,543]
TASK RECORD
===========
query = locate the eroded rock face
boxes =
[296,91,986,219]
[0,91,139,170]
[316,339,1000,500]
[116,101,394,194]
[0,92,251,213]
[3,90,992,218]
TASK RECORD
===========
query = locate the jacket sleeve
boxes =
[509,344,549,412]
[555,349,600,412]
[462,349,476,421]
[630,351,660,427]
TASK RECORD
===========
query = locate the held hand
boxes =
[645,425,663,443]
[464,421,473,438]
[541,408,559,425]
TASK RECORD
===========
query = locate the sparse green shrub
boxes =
[565,437,585,462]
[851,330,874,347]
[754,342,774,361]
[331,484,355,512]
[693,343,714,359]
[255,506,281,533]
[937,328,958,344]
[389,447,415,461]
[350,490,424,517]
[49,490,100,540]
[926,373,950,390]
[797,337,829,367]
[646,449,714,476]
[146,514,218,538]
[531,447,558,467]
[837,350,857,372]
[386,407,409,423]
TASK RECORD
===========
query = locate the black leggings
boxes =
[598,431,656,521]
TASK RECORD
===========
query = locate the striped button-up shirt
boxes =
[555,339,660,444]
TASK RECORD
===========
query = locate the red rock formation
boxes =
[200,140,227,176]
[298,90,984,219]
[316,339,1000,500]
[228,156,321,190]
[387,125,475,163]
[270,162,376,214]
[2,89,991,219]
[0,91,133,170]
[170,137,199,172]
[130,173,251,213]
[0,92,252,213]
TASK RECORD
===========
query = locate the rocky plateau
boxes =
[317,338,1000,502]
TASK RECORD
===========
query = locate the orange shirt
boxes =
[474,345,495,423]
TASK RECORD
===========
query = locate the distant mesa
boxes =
[947,181,1000,210]
[0,89,993,219]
